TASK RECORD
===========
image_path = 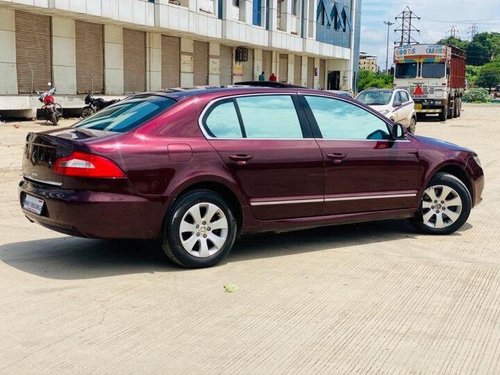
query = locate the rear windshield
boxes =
[74,96,176,132]
[395,63,417,78]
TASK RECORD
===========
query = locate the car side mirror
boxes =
[391,123,406,139]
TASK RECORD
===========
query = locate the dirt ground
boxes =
[0,104,499,374]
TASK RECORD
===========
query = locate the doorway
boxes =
[328,71,340,90]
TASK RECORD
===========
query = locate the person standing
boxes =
[258,71,265,81]
[269,73,277,82]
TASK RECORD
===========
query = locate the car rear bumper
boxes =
[19,180,166,239]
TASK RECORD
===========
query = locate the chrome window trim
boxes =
[300,93,411,142]
[198,92,411,142]
[198,93,307,141]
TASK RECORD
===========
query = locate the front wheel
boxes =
[81,106,94,118]
[49,108,58,125]
[161,190,238,268]
[439,107,447,122]
[411,173,472,235]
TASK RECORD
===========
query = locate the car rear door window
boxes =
[235,95,303,139]
[304,95,391,140]
[400,91,410,102]
[204,100,243,138]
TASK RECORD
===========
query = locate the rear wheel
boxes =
[409,117,417,134]
[49,108,58,125]
[456,98,462,117]
[411,173,471,235]
[81,107,94,118]
[161,190,237,268]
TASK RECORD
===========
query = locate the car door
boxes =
[395,91,412,126]
[301,94,421,215]
[202,94,324,220]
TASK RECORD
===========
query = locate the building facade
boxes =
[0,0,361,114]
[359,51,377,72]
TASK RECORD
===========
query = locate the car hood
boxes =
[413,135,473,153]
[369,104,392,112]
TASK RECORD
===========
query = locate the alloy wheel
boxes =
[179,202,229,258]
[421,184,463,229]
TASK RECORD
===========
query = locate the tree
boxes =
[476,57,500,90]
[357,69,393,91]
[436,36,469,51]
[467,32,500,66]
[466,65,481,87]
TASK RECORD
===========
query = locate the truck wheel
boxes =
[447,103,454,119]
[439,108,447,122]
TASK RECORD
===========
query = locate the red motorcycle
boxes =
[37,84,63,125]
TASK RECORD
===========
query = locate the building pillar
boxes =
[287,53,294,83]
[307,0,317,38]
[209,42,220,85]
[0,9,17,94]
[146,32,162,91]
[104,25,124,95]
[253,49,263,80]
[268,0,278,30]
[313,57,319,89]
[180,38,194,87]
[52,17,76,94]
[301,55,308,87]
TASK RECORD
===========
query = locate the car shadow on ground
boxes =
[0,220,472,280]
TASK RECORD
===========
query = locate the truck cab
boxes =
[393,44,466,122]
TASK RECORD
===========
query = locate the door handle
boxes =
[326,153,347,164]
[326,153,347,162]
[229,154,253,163]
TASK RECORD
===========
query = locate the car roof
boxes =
[128,86,352,101]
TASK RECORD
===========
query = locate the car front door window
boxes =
[303,95,391,140]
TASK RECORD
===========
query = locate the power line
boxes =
[394,6,421,46]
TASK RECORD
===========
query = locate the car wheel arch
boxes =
[165,178,245,231]
[422,162,473,203]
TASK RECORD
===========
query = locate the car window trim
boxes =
[200,93,313,140]
[299,93,409,142]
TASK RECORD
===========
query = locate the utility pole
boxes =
[468,23,478,40]
[384,20,394,73]
[394,6,420,46]
[448,25,459,38]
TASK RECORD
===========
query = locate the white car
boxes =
[356,88,417,133]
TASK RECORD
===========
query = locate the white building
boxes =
[0,0,361,117]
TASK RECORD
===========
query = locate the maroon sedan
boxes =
[19,87,484,268]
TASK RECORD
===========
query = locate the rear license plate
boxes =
[23,194,44,215]
[414,103,422,110]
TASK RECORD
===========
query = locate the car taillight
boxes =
[53,151,125,178]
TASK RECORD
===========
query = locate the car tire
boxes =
[439,108,447,122]
[161,189,237,268]
[411,173,471,235]
[409,117,417,134]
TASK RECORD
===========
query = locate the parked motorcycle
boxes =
[81,94,120,118]
[37,83,62,125]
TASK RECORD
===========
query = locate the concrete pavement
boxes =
[0,105,499,374]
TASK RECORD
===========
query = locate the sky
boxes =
[360,0,500,70]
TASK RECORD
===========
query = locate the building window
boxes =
[233,0,239,7]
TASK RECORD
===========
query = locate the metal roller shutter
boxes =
[123,29,146,93]
[219,45,233,85]
[15,11,52,94]
[262,50,272,79]
[193,41,209,86]
[242,48,254,81]
[75,21,104,94]
[294,55,301,85]
[162,35,180,89]
[279,54,288,83]
[307,57,314,88]
[319,59,326,90]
